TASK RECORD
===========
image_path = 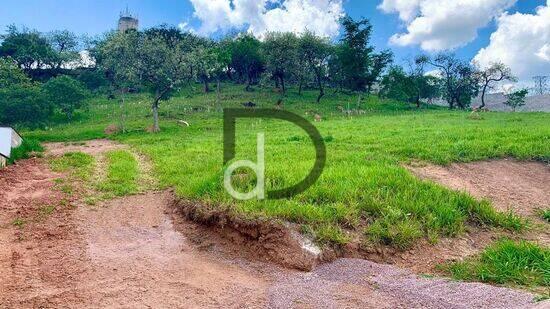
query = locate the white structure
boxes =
[0,127,23,168]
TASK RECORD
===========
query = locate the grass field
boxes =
[25,84,549,250]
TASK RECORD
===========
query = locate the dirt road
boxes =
[0,155,546,308]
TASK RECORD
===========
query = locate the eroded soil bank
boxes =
[1,153,546,308]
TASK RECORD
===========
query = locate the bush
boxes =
[0,84,53,128]
[42,75,90,120]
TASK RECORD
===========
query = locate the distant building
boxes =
[0,127,23,168]
[118,7,139,32]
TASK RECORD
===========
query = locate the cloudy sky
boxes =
[1,0,548,83]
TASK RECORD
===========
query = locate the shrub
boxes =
[0,84,53,128]
[42,75,90,120]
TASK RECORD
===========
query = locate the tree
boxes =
[100,27,195,132]
[337,16,374,92]
[418,53,478,109]
[504,88,528,111]
[0,25,56,72]
[379,66,412,103]
[42,75,89,120]
[298,31,332,102]
[365,50,393,94]
[475,62,516,109]
[227,34,264,91]
[210,45,232,110]
[263,32,299,94]
[47,30,80,70]
[76,69,110,92]
[95,31,140,132]
[379,65,441,108]
[137,30,195,132]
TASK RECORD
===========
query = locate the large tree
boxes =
[336,16,373,92]
[418,53,478,109]
[298,31,332,102]
[47,30,80,70]
[474,62,516,109]
[262,32,299,94]
[138,28,195,132]
[365,50,393,94]
[227,34,264,91]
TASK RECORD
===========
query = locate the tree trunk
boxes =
[226,66,233,81]
[298,77,304,95]
[203,79,210,93]
[480,83,488,109]
[280,76,286,94]
[316,73,324,103]
[152,89,161,133]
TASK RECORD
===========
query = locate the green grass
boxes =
[442,239,549,289]
[7,139,43,164]
[49,152,94,180]
[25,84,549,248]
[96,150,139,197]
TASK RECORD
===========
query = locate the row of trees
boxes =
[1,16,529,130]
[379,53,522,110]
[92,16,393,131]
[0,17,394,131]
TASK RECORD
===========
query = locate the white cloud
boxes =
[188,0,344,38]
[474,1,550,81]
[379,0,517,51]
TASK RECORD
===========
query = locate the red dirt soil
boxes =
[1,154,547,308]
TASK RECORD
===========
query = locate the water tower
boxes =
[118,6,139,32]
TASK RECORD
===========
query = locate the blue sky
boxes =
[1,0,548,81]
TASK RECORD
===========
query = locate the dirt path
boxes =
[1,142,546,308]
